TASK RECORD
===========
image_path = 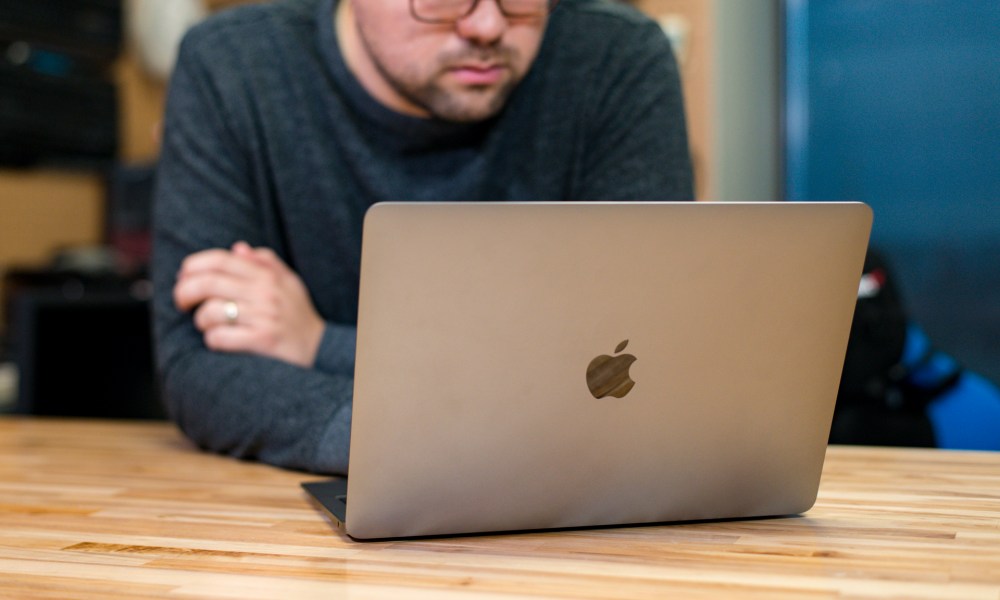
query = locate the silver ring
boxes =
[223,300,239,325]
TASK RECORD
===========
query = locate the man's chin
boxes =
[425,87,513,123]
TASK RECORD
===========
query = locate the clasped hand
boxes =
[173,241,324,368]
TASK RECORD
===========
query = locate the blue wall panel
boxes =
[785,0,1000,384]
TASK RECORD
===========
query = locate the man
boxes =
[152,0,693,474]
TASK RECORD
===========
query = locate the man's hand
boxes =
[174,241,325,368]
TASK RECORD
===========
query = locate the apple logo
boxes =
[586,340,637,399]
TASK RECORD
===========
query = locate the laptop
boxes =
[303,201,872,540]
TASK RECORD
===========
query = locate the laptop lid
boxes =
[308,201,872,540]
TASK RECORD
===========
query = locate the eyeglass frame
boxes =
[409,0,560,24]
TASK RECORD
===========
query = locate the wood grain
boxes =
[1,417,998,599]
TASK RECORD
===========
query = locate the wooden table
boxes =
[1,417,998,599]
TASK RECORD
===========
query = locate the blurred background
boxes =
[0,0,997,423]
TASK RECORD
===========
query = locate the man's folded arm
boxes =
[157,331,353,474]
[151,30,354,475]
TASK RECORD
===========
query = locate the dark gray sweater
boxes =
[152,0,693,474]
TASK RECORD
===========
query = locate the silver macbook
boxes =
[303,201,872,540]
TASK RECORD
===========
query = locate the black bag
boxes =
[830,250,955,447]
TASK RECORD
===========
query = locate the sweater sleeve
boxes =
[151,28,352,475]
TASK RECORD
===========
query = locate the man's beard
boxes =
[399,75,518,123]
[369,44,523,123]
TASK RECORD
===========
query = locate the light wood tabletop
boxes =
[1,417,998,599]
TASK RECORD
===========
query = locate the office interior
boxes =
[1,0,998,447]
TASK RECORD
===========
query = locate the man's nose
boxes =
[455,0,508,44]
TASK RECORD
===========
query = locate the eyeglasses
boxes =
[410,0,559,24]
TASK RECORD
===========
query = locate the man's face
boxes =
[339,0,548,122]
